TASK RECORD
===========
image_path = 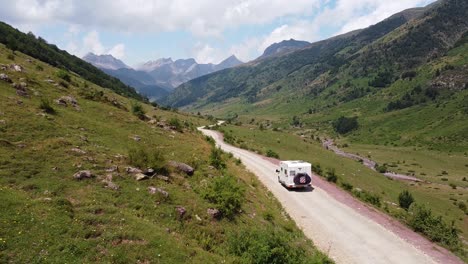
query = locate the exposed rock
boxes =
[45,79,55,84]
[148,186,169,197]
[56,96,79,109]
[70,147,86,154]
[156,175,169,182]
[134,173,148,181]
[168,161,194,176]
[0,73,12,83]
[10,64,23,72]
[12,82,28,97]
[106,165,118,172]
[125,166,142,174]
[195,214,202,221]
[132,135,141,141]
[207,208,221,219]
[73,170,94,180]
[104,180,120,190]
[175,206,186,219]
[26,59,33,63]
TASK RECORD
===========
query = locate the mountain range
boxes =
[83,53,243,101]
[160,0,468,151]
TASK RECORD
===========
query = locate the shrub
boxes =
[202,175,244,219]
[128,147,165,172]
[312,163,322,176]
[375,164,388,173]
[457,202,466,213]
[168,117,183,132]
[398,190,414,210]
[325,168,337,183]
[341,182,353,191]
[39,98,56,114]
[408,204,460,250]
[266,149,280,159]
[210,147,226,170]
[35,65,44,71]
[56,69,71,82]
[353,189,381,207]
[7,54,15,60]
[131,102,146,120]
[227,228,310,264]
[333,116,358,134]
[449,183,456,189]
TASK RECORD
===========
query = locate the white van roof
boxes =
[281,160,311,166]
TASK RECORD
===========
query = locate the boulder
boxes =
[73,170,93,180]
[70,147,86,154]
[134,173,148,181]
[175,206,186,219]
[11,64,23,72]
[168,161,194,176]
[156,175,170,182]
[207,208,221,219]
[148,186,169,197]
[105,165,118,172]
[125,166,142,174]
[0,73,12,83]
[105,180,119,190]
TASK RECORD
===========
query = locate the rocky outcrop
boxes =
[168,161,194,176]
[148,186,169,197]
[73,170,94,180]
[207,208,221,219]
[0,73,12,83]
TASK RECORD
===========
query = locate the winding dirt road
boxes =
[199,127,463,264]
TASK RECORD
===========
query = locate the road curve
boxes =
[199,127,463,264]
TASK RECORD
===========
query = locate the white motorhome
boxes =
[276,160,312,189]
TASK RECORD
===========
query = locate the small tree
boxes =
[266,149,279,159]
[333,116,358,134]
[398,190,414,210]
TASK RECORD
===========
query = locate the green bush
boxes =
[353,189,381,207]
[341,182,353,191]
[312,163,322,176]
[398,190,414,210]
[228,228,310,264]
[56,69,71,82]
[168,117,183,132]
[202,175,244,219]
[39,98,56,114]
[325,168,337,183]
[7,54,14,60]
[35,65,43,71]
[128,147,165,171]
[210,147,226,170]
[266,149,280,159]
[131,102,146,120]
[375,164,388,173]
[408,204,460,250]
[333,116,358,134]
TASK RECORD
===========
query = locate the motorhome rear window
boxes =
[290,170,295,176]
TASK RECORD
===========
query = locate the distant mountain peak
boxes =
[82,53,130,70]
[259,39,311,60]
[216,55,243,70]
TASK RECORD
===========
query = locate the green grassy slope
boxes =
[0,45,330,263]
[0,21,143,100]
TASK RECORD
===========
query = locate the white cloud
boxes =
[0,0,320,37]
[108,44,126,59]
[83,30,105,55]
[192,43,225,64]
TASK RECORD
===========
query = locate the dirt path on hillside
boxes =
[199,127,463,264]
[322,139,423,182]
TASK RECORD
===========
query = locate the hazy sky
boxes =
[1,0,435,66]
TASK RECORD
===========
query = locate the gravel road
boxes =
[200,127,463,264]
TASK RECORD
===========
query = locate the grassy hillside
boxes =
[0,21,143,100]
[0,45,330,263]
